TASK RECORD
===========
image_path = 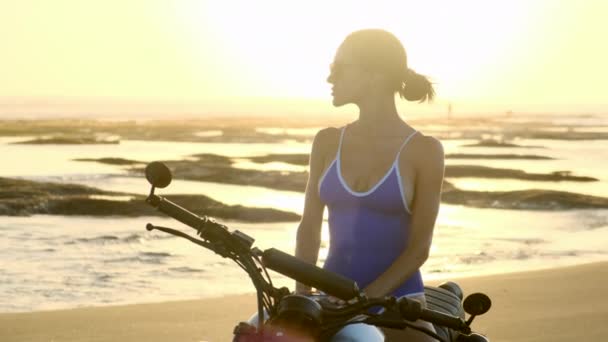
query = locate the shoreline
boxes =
[4,257,606,315]
[1,261,607,341]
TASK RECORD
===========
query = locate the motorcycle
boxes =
[142,161,491,341]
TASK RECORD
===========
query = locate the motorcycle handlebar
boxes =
[146,194,228,241]
[398,297,469,333]
[147,193,361,301]
[419,306,470,333]
[262,248,360,301]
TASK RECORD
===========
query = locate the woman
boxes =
[294,29,444,341]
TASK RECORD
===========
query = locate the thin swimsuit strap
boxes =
[336,125,418,166]
[331,125,418,204]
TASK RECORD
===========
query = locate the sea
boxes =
[1,114,608,313]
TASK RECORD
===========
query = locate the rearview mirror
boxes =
[145,162,172,188]
[463,293,491,316]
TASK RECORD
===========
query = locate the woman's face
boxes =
[327,43,371,107]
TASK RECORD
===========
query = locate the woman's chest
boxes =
[338,138,416,199]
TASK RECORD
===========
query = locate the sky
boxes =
[1,0,607,118]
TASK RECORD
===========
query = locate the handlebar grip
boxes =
[419,308,469,332]
[399,297,470,332]
[147,195,226,241]
[156,197,204,229]
[262,248,359,301]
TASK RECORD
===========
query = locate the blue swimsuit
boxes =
[319,126,424,298]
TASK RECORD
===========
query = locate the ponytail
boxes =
[399,69,435,103]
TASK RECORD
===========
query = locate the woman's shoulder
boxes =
[409,132,445,167]
[312,127,341,158]
[404,131,445,168]
[412,132,443,153]
[314,126,341,141]
[312,126,342,150]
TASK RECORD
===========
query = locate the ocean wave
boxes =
[512,249,532,260]
[426,268,446,274]
[169,266,206,273]
[27,248,57,253]
[575,211,608,231]
[103,257,161,264]
[64,233,174,245]
[442,189,608,210]
[104,253,171,265]
[122,234,142,243]
[540,249,608,257]
[117,232,176,244]
[76,235,120,243]
[495,238,545,245]
[139,252,172,258]
[540,250,579,257]
[458,251,497,264]
[95,273,114,282]
[457,249,534,263]
[126,233,176,241]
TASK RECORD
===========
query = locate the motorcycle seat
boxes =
[424,282,465,342]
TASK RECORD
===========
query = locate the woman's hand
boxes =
[295,283,312,295]
[323,295,359,307]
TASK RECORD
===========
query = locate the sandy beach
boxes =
[1,261,606,342]
[3,0,608,339]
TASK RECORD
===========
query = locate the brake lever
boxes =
[145,223,232,258]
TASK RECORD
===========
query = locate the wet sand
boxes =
[1,261,606,341]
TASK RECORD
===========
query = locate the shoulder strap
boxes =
[395,130,418,161]
[336,125,347,160]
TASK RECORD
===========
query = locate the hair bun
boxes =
[400,69,435,103]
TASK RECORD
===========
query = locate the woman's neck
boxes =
[354,94,405,134]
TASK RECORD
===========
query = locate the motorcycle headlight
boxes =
[271,294,323,335]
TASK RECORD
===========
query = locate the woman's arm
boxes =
[363,136,445,298]
[294,128,334,293]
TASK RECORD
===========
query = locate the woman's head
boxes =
[327,29,434,106]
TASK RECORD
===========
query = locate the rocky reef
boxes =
[0,177,300,222]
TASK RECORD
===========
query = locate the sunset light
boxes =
[2,1,608,341]
[1,0,607,116]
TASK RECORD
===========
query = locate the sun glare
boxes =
[2,1,606,114]
[180,0,544,103]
